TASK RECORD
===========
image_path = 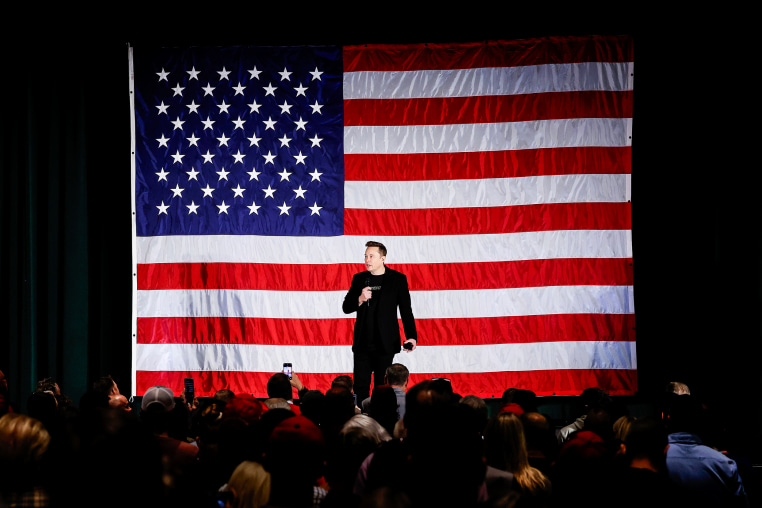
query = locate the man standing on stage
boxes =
[342,241,417,404]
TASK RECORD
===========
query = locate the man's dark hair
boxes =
[370,385,399,436]
[384,364,409,387]
[404,380,454,436]
[500,387,537,413]
[267,373,293,400]
[459,395,488,434]
[624,416,667,466]
[214,389,235,403]
[92,375,117,396]
[79,391,110,413]
[521,412,558,461]
[406,396,485,506]
[34,378,57,394]
[501,387,518,405]
[331,375,354,393]
[322,387,357,440]
[664,394,703,434]
[27,392,57,430]
[211,388,235,414]
[581,387,611,408]
[429,378,453,399]
[299,390,326,427]
[365,241,387,257]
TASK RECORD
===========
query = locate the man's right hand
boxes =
[359,286,372,305]
[289,372,305,392]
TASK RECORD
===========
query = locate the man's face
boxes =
[364,247,385,274]
[109,394,132,412]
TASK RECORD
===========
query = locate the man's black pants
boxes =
[353,350,395,405]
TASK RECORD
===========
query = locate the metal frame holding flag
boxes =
[128,35,635,399]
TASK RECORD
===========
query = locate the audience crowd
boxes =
[0,366,758,508]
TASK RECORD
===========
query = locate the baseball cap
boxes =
[141,385,176,412]
[269,415,324,446]
[224,395,265,424]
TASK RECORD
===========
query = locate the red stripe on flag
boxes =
[137,258,633,291]
[138,262,355,291]
[345,203,631,236]
[136,314,635,346]
[344,91,633,126]
[402,258,633,290]
[344,147,631,181]
[136,367,637,398]
[343,36,634,72]
[137,316,354,346]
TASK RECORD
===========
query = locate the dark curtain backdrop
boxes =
[2,38,133,413]
[1,13,759,442]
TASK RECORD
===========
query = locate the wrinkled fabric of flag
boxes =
[130,36,636,398]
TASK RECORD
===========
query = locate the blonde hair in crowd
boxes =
[484,411,551,496]
[0,413,51,465]
[665,381,690,395]
[613,415,636,443]
[227,461,271,508]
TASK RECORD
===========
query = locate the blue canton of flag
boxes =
[133,46,344,237]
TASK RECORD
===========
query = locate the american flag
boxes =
[129,36,635,398]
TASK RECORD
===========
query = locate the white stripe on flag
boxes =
[135,341,637,372]
[343,62,635,99]
[136,230,633,264]
[345,174,630,209]
[137,285,634,319]
[344,118,633,154]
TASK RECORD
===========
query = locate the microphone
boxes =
[365,278,371,306]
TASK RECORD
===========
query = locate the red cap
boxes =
[224,395,264,424]
[557,430,607,461]
[499,402,525,416]
[269,415,324,446]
